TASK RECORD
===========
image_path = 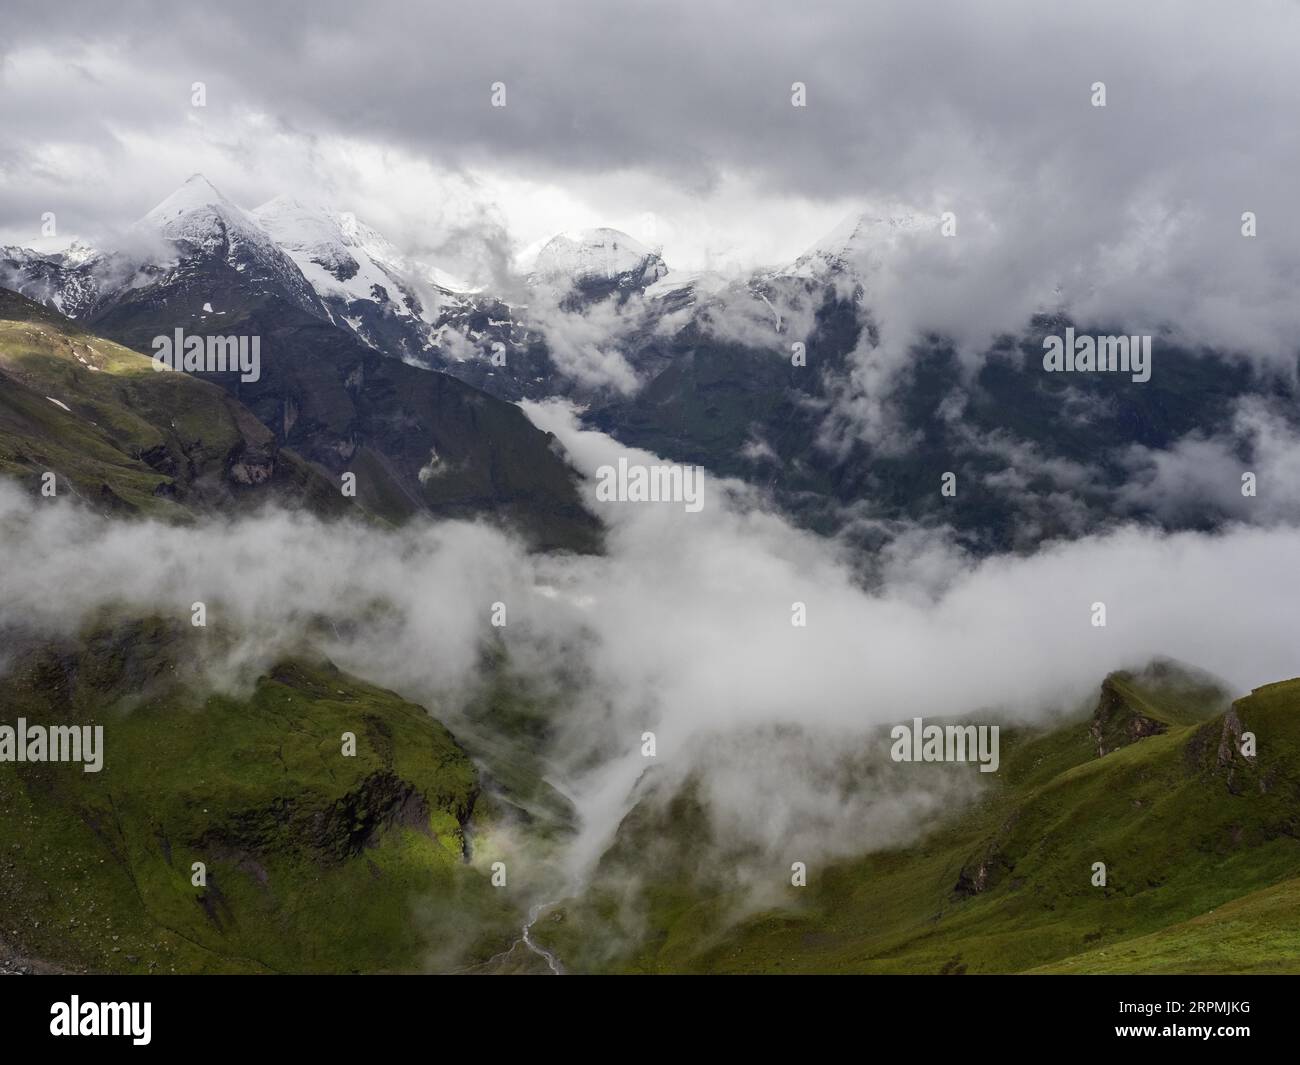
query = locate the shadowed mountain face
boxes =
[0,271,601,551]
[88,286,601,550]
[587,296,1277,552]
[1,177,604,549]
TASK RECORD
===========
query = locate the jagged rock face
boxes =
[196,768,449,865]
[0,244,109,320]
[953,811,1021,898]
[226,443,276,486]
[1089,678,1169,757]
[1182,701,1267,797]
[316,770,441,861]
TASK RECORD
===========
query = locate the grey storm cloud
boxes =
[2,1,1298,368]
[4,0,1298,212]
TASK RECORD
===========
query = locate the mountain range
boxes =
[6,175,1291,557]
[0,178,606,551]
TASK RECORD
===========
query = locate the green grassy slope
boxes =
[1031,875,1300,974]
[0,619,523,973]
[539,667,1300,973]
[0,288,346,519]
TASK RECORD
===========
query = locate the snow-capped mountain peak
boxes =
[787,210,935,279]
[136,175,325,316]
[58,240,101,267]
[141,174,264,249]
[531,227,668,289]
[252,195,438,332]
[144,173,230,219]
[252,196,363,280]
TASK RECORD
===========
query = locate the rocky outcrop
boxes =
[1088,675,1168,757]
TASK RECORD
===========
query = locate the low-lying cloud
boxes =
[2,409,1298,896]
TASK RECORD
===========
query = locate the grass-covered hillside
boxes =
[0,618,531,973]
[538,664,1300,973]
[0,288,345,519]
[4,614,1296,975]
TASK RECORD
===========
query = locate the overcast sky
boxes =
[2,0,1298,348]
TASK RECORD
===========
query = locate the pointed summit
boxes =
[142,174,235,228]
[135,175,326,317]
[138,173,266,254]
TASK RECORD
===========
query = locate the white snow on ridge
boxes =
[532,228,667,285]
[136,175,325,317]
[253,195,477,319]
[143,175,278,259]
[338,213,478,296]
[786,211,935,279]
[55,241,101,267]
[642,269,731,302]
[6,176,481,345]
[254,196,412,314]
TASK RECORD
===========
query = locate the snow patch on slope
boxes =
[253,196,476,322]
